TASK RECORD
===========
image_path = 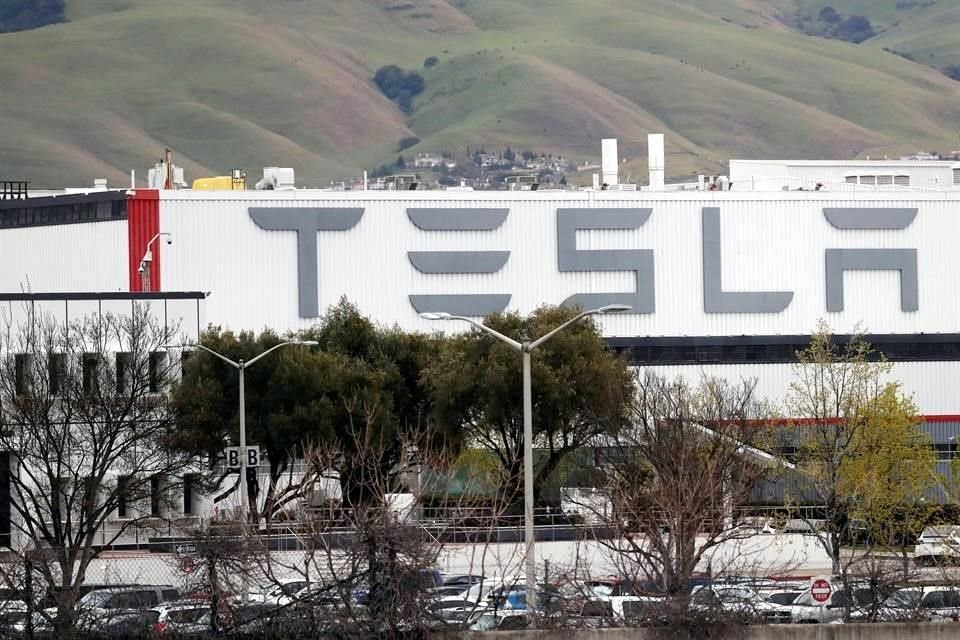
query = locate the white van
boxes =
[914,526,960,566]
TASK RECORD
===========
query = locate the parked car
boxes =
[150,600,213,635]
[789,579,893,624]
[63,585,181,632]
[468,610,528,631]
[246,579,311,606]
[690,585,792,623]
[88,609,160,638]
[851,586,960,623]
[914,525,960,565]
[440,574,483,588]
[78,585,181,611]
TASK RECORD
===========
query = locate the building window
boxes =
[877,175,893,186]
[935,443,957,461]
[183,474,198,515]
[953,167,960,185]
[82,354,100,396]
[116,352,132,394]
[845,176,857,184]
[117,476,130,518]
[859,175,876,186]
[0,194,126,229]
[150,476,161,516]
[148,352,166,393]
[48,353,65,396]
[895,175,910,187]
[14,354,33,396]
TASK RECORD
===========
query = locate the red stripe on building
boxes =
[723,414,960,428]
[127,190,161,292]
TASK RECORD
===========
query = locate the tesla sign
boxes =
[249,206,919,319]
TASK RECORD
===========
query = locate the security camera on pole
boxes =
[139,232,173,292]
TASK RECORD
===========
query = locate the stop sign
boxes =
[811,577,832,603]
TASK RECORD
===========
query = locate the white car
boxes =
[853,586,960,623]
[914,526,960,566]
[246,579,311,606]
[690,585,793,623]
[609,595,664,623]
[789,580,888,624]
[150,600,212,635]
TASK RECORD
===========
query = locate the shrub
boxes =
[397,136,420,152]
[942,65,960,82]
[834,15,875,43]
[0,0,65,32]
[373,65,425,100]
[423,56,439,68]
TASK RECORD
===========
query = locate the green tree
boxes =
[786,321,936,575]
[842,384,935,581]
[172,300,447,518]
[423,305,634,511]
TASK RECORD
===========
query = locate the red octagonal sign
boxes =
[811,578,832,603]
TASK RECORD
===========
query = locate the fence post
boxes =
[24,554,33,640]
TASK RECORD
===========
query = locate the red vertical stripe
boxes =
[127,190,161,292]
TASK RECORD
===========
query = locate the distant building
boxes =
[413,153,443,169]
[729,158,960,192]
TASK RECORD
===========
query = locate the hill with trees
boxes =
[0,0,957,186]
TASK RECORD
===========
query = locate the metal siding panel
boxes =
[637,362,960,423]
[127,190,160,292]
[155,190,960,337]
[0,221,128,293]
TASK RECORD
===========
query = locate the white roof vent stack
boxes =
[601,138,619,186]
[255,167,296,191]
[648,133,665,191]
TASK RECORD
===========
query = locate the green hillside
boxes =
[0,0,958,187]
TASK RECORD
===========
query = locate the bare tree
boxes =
[247,434,517,637]
[592,372,781,609]
[0,302,194,631]
[171,521,264,633]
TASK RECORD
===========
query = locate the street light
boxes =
[165,340,318,521]
[420,303,630,618]
[139,232,173,292]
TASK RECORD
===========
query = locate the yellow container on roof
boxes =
[193,175,246,190]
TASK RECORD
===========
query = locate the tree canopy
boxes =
[171,300,448,517]
[423,305,634,510]
[786,321,936,573]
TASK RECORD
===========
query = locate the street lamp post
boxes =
[166,340,317,521]
[420,304,630,619]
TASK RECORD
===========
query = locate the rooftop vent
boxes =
[255,167,296,191]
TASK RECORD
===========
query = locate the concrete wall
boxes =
[455,623,960,640]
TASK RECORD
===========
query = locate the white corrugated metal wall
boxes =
[158,190,960,337]
[641,362,960,424]
[0,220,128,292]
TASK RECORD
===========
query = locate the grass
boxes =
[0,0,958,186]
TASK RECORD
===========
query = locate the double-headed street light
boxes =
[166,340,317,522]
[420,303,630,618]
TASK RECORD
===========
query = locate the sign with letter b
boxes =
[226,446,260,468]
